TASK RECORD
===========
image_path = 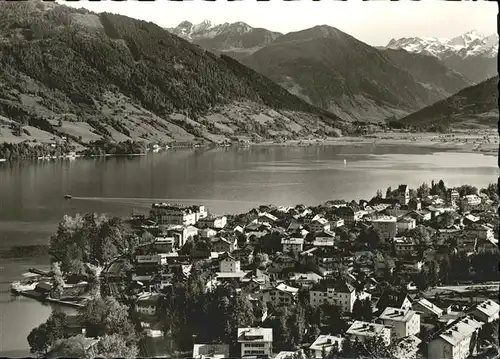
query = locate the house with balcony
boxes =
[212,236,237,253]
[261,283,299,307]
[281,237,304,254]
[153,237,175,252]
[309,279,356,313]
[309,218,331,233]
[369,216,398,241]
[135,292,160,316]
[237,327,273,357]
[219,252,241,273]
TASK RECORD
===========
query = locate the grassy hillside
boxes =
[0,1,349,150]
[398,76,498,130]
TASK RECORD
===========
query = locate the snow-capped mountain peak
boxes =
[386,30,498,60]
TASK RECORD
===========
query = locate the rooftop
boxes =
[346,321,388,337]
[237,327,273,343]
[379,307,416,322]
[473,299,499,318]
[309,335,343,351]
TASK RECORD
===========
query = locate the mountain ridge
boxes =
[0,1,350,148]
[398,76,499,130]
[386,31,498,83]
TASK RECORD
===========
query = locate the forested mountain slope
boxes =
[0,1,349,148]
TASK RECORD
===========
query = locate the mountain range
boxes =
[168,20,493,123]
[0,1,349,147]
[386,31,498,83]
[167,20,282,60]
[0,3,496,150]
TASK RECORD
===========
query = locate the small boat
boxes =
[64,194,72,199]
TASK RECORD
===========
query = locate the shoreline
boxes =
[250,132,499,156]
[1,132,497,163]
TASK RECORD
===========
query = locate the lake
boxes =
[0,144,498,356]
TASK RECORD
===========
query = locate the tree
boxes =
[51,262,65,298]
[48,334,89,358]
[376,189,383,199]
[254,252,270,269]
[28,323,52,356]
[78,297,136,343]
[94,334,139,359]
[417,183,430,199]
[406,225,431,246]
[27,311,68,356]
[385,187,392,199]
[352,298,363,320]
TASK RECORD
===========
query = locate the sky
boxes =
[62,0,498,46]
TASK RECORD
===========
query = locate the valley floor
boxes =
[255,130,499,156]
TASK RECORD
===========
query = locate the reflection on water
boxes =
[0,144,497,355]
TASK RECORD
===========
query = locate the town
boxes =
[16,181,499,359]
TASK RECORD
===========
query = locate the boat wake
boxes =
[70,196,263,205]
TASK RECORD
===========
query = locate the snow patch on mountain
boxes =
[387,30,498,59]
[168,20,255,40]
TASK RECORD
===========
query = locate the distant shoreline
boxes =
[250,131,499,156]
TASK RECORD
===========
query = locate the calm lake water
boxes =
[0,144,498,356]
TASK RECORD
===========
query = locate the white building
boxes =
[261,283,299,307]
[459,195,481,212]
[198,216,227,229]
[237,327,273,357]
[201,228,218,239]
[397,217,416,234]
[370,216,398,241]
[378,307,420,339]
[281,238,304,254]
[135,293,160,316]
[136,253,169,266]
[309,335,343,358]
[428,316,483,359]
[309,280,356,313]
[192,344,229,359]
[150,203,198,226]
[396,184,410,206]
[153,237,175,252]
[471,299,499,323]
[393,237,417,256]
[346,321,391,346]
[412,298,443,320]
[219,253,241,273]
[309,218,331,233]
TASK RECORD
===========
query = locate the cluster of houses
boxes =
[122,184,498,358]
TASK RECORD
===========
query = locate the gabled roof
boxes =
[473,299,499,318]
[309,335,343,351]
[413,298,443,316]
[379,307,416,323]
[346,321,387,337]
